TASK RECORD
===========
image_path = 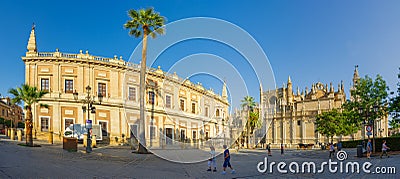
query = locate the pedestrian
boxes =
[337,141,342,151]
[329,143,335,159]
[222,144,235,175]
[207,146,217,172]
[380,140,390,158]
[280,143,284,155]
[267,143,272,156]
[367,139,372,159]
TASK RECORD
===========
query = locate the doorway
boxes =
[165,128,173,145]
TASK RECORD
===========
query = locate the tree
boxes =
[315,109,340,143]
[389,67,400,130]
[241,96,256,148]
[124,8,165,153]
[344,74,389,152]
[8,84,48,146]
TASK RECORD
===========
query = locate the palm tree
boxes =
[124,8,165,153]
[8,84,48,146]
[241,96,256,148]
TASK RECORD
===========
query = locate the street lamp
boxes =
[358,104,379,153]
[73,85,103,153]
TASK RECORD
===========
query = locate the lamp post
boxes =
[73,85,103,153]
[358,104,379,153]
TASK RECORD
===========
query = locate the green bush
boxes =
[341,137,400,151]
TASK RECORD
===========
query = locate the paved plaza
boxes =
[0,135,399,178]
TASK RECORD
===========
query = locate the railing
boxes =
[33,51,225,101]
[61,53,77,58]
[38,52,54,57]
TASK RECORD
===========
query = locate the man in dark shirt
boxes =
[222,144,235,175]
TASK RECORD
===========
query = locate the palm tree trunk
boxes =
[246,110,250,148]
[26,106,33,147]
[138,29,148,154]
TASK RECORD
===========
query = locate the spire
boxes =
[353,65,360,86]
[27,23,37,53]
[222,80,227,100]
[288,76,292,84]
[341,80,344,92]
[330,82,334,93]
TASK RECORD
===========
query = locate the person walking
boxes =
[329,143,335,159]
[367,139,372,159]
[207,146,217,172]
[222,144,235,175]
[280,143,284,155]
[380,140,390,158]
[337,141,342,151]
[267,143,272,156]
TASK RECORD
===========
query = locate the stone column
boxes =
[17,130,22,141]
[91,135,97,148]
[48,131,53,144]
[83,134,87,147]
[301,119,305,143]
[10,128,15,140]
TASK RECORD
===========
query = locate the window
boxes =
[99,121,108,136]
[41,78,49,92]
[205,106,209,117]
[180,99,185,111]
[165,95,172,108]
[150,126,156,139]
[130,124,138,138]
[128,87,136,101]
[216,109,220,117]
[40,117,49,131]
[65,80,73,93]
[148,91,155,104]
[205,131,209,140]
[65,118,74,129]
[297,120,301,126]
[191,103,196,114]
[98,83,107,97]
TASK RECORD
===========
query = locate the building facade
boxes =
[259,69,388,148]
[22,26,229,147]
[0,97,24,130]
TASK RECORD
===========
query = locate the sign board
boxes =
[366,131,372,136]
[366,125,372,132]
[86,120,92,129]
[64,124,102,141]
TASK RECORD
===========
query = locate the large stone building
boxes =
[0,97,24,130]
[258,68,388,148]
[22,26,229,147]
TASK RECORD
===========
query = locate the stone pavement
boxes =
[0,135,399,178]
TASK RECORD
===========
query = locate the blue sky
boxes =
[0,1,399,109]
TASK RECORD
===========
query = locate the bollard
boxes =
[7,128,11,137]
[91,135,97,148]
[5,127,8,136]
[48,131,53,144]
[17,130,22,141]
[10,128,15,140]
[83,134,87,147]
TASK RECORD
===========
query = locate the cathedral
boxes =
[257,67,388,148]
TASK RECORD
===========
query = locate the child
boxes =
[222,144,235,175]
[207,146,217,172]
